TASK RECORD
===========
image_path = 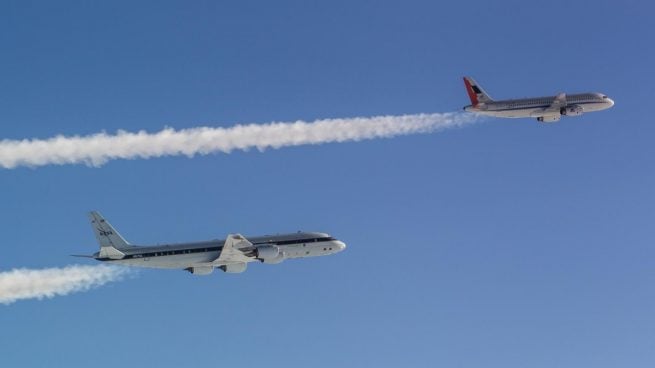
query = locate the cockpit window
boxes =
[602,95,608,99]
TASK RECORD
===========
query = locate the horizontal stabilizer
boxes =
[98,246,125,260]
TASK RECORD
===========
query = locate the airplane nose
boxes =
[334,241,346,252]
[607,98,615,107]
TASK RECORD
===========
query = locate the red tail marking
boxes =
[463,78,479,106]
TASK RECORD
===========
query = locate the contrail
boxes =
[0,265,129,305]
[0,112,477,169]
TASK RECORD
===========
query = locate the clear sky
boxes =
[0,1,653,367]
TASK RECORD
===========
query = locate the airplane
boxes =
[74,211,346,275]
[462,76,614,122]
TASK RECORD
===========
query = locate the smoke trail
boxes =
[0,265,128,305]
[0,112,477,169]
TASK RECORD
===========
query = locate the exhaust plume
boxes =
[0,265,128,305]
[0,112,477,169]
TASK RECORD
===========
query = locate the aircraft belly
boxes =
[487,109,532,118]
[280,244,302,259]
[116,252,219,269]
[280,243,321,258]
[529,109,560,118]
[581,103,605,112]
[507,109,533,118]
[280,240,342,259]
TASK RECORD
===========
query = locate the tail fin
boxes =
[463,77,494,105]
[88,211,132,250]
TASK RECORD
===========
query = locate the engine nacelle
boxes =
[219,262,248,273]
[262,251,285,264]
[185,266,214,275]
[256,245,281,261]
[537,115,561,123]
[561,105,583,116]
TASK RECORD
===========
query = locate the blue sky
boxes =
[0,1,654,367]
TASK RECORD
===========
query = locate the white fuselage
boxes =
[464,92,614,119]
[94,232,346,270]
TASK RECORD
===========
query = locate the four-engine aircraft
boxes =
[462,76,614,122]
[75,211,346,275]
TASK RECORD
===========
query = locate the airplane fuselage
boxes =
[464,93,614,119]
[461,77,614,122]
[93,231,346,273]
[84,211,346,275]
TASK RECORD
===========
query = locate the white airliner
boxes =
[76,211,346,275]
[462,76,614,122]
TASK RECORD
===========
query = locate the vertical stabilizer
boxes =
[88,211,132,250]
[463,76,494,105]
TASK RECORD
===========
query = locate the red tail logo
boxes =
[463,78,479,106]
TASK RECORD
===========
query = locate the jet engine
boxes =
[219,262,248,273]
[561,105,584,116]
[255,245,284,264]
[185,266,214,275]
[261,251,285,264]
[537,115,561,123]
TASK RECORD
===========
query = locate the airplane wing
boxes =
[529,93,566,121]
[213,233,253,264]
[543,93,567,113]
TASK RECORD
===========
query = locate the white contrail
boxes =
[0,112,477,169]
[0,265,129,305]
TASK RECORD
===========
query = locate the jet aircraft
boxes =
[75,211,346,275]
[462,76,614,122]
